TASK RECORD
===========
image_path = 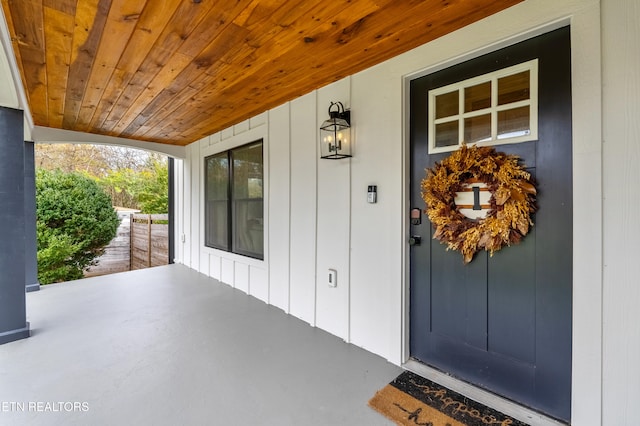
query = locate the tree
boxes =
[36,169,120,284]
[35,143,169,213]
[35,143,109,176]
[35,143,150,176]
[131,158,169,213]
[97,167,139,209]
[94,157,168,213]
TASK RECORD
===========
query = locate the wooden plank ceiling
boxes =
[2,0,521,146]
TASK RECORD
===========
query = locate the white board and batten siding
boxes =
[267,103,291,313]
[173,1,640,424]
[287,93,318,325]
[602,1,640,425]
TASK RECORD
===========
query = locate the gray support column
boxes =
[0,106,30,344]
[25,141,40,292]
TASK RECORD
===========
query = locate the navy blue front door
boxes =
[409,27,572,422]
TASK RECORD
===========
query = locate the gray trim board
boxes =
[24,140,40,292]
[0,106,30,344]
[0,324,30,345]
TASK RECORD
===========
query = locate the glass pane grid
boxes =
[428,59,537,153]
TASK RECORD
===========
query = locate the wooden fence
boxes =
[84,213,132,277]
[131,214,169,270]
[84,213,168,277]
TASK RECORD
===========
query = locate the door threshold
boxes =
[402,359,568,426]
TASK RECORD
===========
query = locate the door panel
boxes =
[409,27,572,421]
[487,237,536,363]
[431,248,487,350]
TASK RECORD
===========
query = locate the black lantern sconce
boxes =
[320,102,352,159]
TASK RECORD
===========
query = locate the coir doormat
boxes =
[368,371,529,426]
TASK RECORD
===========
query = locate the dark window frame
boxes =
[204,139,264,260]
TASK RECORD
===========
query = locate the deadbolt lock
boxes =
[409,236,422,246]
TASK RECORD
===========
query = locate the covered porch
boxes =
[0,265,401,425]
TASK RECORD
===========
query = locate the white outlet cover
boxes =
[328,269,337,287]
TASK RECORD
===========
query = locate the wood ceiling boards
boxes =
[2,0,522,146]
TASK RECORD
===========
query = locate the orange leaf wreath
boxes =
[421,145,537,264]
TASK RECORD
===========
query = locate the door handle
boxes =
[409,236,422,246]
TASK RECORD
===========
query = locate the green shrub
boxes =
[36,169,120,284]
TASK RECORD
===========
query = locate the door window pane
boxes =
[498,71,530,105]
[435,121,459,148]
[435,91,458,119]
[498,106,530,139]
[464,114,491,143]
[464,81,491,112]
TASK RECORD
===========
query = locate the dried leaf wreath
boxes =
[421,144,537,264]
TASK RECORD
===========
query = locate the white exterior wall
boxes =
[601,0,640,424]
[169,0,635,424]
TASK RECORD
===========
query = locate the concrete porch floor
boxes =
[0,264,401,425]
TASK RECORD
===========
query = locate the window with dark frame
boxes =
[204,140,263,260]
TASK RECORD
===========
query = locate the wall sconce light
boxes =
[320,101,352,159]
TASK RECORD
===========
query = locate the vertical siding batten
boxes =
[566,5,604,425]
[198,138,209,275]
[190,141,200,272]
[234,262,249,294]
[220,258,234,286]
[347,76,353,345]
[183,146,192,267]
[250,265,269,302]
[602,0,640,424]
[289,92,318,325]
[210,254,221,280]
[267,104,291,310]
[258,115,269,301]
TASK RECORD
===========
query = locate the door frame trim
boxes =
[401,17,602,425]
[401,16,573,363]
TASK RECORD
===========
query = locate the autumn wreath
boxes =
[421,144,537,264]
